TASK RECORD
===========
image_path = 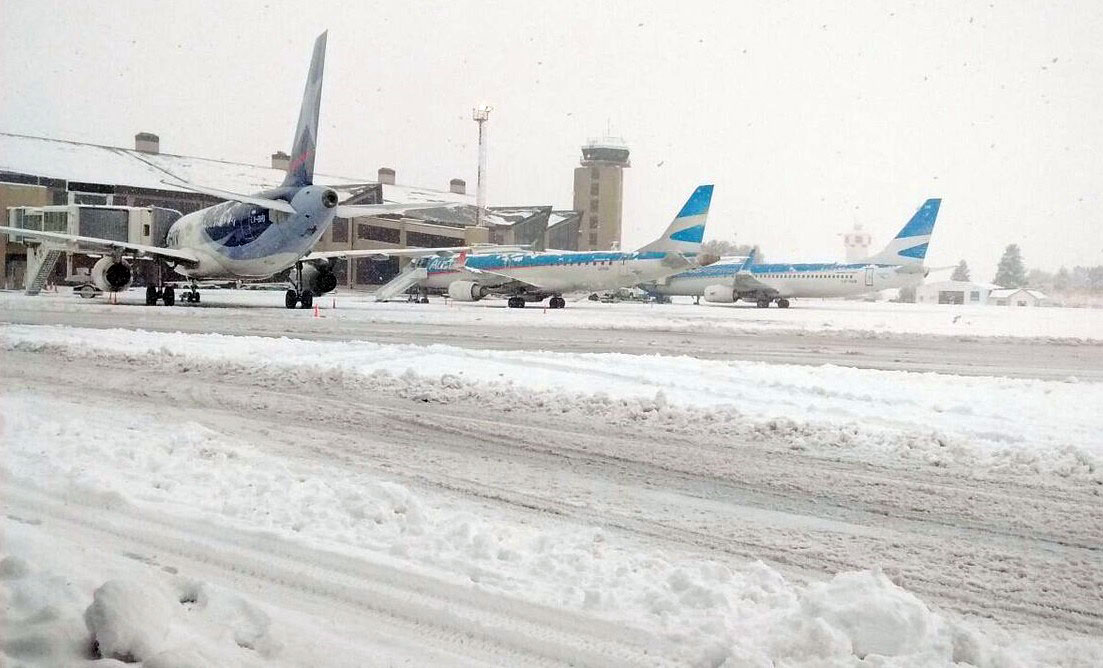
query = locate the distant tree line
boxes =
[701,239,764,262]
[937,244,1103,306]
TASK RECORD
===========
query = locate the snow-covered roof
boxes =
[0,133,476,208]
[919,280,999,291]
[989,288,1047,299]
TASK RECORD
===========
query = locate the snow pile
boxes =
[5,393,1095,665]
[1,545,280,667]
[4,324,1100,484]
[84,579,175,662]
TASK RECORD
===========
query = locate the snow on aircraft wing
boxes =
[305,244,530,261]
[0,226,200,264]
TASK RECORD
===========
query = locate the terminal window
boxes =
[331,219,348,243]
[357,224,399,244]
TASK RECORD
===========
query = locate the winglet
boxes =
[739,247,757,272]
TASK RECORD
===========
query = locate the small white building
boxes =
[988,288,1048,307]
[915,280,995,305]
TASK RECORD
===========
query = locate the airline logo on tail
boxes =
[865,198,941,265]
[638,184,714,254]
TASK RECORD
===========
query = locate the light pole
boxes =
[472,104,492,227]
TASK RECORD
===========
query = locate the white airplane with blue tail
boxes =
[1,32,500,309]
[642,198,942,308]
[385,185,720,308]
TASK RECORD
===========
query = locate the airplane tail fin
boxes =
[281,31,328,188]
[864,198,941,265]
[637,185,714,254]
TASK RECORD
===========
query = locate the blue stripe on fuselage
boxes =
[671,261,892,280]
[426,251,672,275]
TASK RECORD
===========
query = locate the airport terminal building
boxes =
[0,131,581,289]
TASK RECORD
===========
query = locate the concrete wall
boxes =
[573,165,624,251]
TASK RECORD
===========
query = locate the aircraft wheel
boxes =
[299,291,314,309]
[550,296,565,309]
[756,299,770,308]
[419,296,429,304]
[285,289,298,309]
[508,296,524,308]
[145,285,158,305]
[162,286,176,306]
[776,298,790,309]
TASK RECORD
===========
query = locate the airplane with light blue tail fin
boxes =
[642,198,942,308]
[387,185,721,308]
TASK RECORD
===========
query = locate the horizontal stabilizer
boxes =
[162,179,296,213]
[333,202,461,218]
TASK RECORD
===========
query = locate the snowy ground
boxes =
[3,286,1103,342]
[2,295,1102,666]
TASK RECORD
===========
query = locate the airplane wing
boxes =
[304,244,530,261]
[0,226,200,264]
[731,272,776,295]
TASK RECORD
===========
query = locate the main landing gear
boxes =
[507,296,526,308]
[756,297,790,308]
[144,263,179,306]
[285,261,314,309]
[548,296,566,309]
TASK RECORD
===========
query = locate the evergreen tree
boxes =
[950,260,970,282]
[993,244,1027,288]
[1054,267,1071,292]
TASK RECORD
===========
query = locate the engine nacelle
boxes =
[300,263,337,295]
[91,257,133,292]
[703,284,737,304]
[448,280,487,302]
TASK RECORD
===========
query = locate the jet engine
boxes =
[703,284,737,303]
[300,263,338,295]
[448,280,487,302]
[91,257,133,292]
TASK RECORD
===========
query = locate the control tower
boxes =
[572,136,630,251]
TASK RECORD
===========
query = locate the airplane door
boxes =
[864,266,874,286]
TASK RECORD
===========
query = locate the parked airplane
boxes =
[382,185,720,308]
[642,198,941,307]
[1,32,492,309]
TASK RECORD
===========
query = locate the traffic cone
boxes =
[313,304,319,318]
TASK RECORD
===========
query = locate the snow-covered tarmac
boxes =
[2,289,1101,666]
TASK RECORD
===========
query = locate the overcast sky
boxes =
[2,0,1101,278]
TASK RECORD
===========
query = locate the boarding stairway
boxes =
[372,265,428,302]
[24,245,64,295]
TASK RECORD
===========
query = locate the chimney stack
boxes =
[134,132,160,154]
[271,151,290,171]
[449,178,466,195]
[377,167,396,185]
